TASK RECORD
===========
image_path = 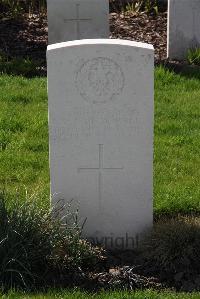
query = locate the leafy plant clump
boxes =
[0,0,165,16]
[0,0,46,17]
[0,193,103,291]
[110,0,159,14]
[187,48,200,66]
[141,216,200,289]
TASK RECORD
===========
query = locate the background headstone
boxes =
[168,0,200,60]
[47,39,154,249]
[47,0,109,44]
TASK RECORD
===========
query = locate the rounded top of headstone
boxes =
[47,39,154,52]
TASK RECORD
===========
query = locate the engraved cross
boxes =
[64,3,92,39]
[78,144,124,209]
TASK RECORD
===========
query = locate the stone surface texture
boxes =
[47,39,154,249]
[168,0,200,60]
[47,0,109,44]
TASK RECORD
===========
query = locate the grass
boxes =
[1,290,200,299]
[0,194,103,291]
[0,75,49,209]
[187,48,200,66]
[0,65,200,297]
[154,67,200,216]
[0,66,200,214]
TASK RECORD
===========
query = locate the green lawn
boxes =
[0,75,49,208]
[1,290,200,299]
[154,67,200,216]
[0,67,200,214]
[0,290,200,299]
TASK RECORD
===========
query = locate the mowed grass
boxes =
[0,75,49,208]
[154,67,200,216]
[0,67,199,214]
[1,290,200,299]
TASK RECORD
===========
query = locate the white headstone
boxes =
[168,0,200,60]
[47,0,109,44]
[47,39,154,249]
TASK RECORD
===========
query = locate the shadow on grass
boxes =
[101,215,200,292]
[2,58,200,79]
[0,190,200,293]
[159,61,200,80]
[138,215,200,292]
[0,14,47,77]
[0,56,46,77]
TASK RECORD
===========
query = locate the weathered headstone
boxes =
[47,39,154,249]
[47,0,109,44]
[168,0,200,60]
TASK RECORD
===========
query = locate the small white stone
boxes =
[47,39,154,249]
